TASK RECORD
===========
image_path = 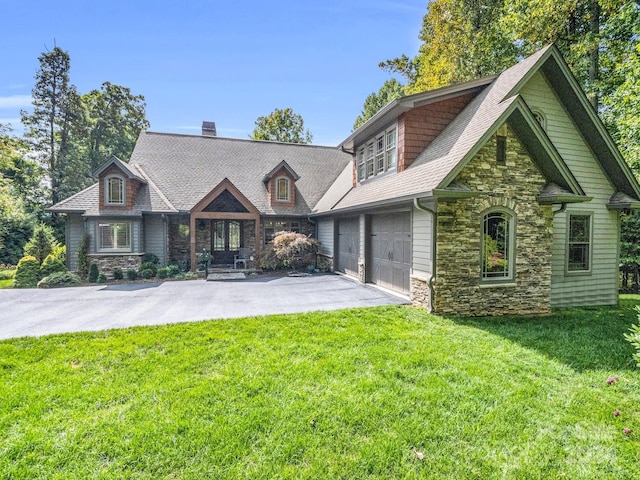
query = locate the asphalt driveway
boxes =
[0,274,408,340]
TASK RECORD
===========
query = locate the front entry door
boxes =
[212,220,243,264]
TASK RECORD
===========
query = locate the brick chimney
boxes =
[202,121,217,137]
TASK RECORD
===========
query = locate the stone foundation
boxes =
[411,275,432,312]
[87,254,144,278]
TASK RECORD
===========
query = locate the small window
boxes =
[263,220,300,244]
[567,214,591,272]
[482,210,514,281]
[496,135,507,165]
[375,134,385,173]
[275,177,290,202]
[106,176,125,205]
[357,147,365,180]
[98,222,131,252]
[356,125,398,181]
[386,129,397,170]
[365,141,374,178]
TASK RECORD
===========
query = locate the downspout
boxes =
[413,198,437,312]
[552,203,567,215]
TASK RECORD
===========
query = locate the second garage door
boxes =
[337,217,360,277]
[369,212,411,294]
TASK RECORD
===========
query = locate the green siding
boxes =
[144,215,167,264]
[412,205,433,276]
[520,71,619,307]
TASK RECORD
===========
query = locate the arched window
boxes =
[275,177,290,202]
[481,209,515,281]
[106,175,125,205]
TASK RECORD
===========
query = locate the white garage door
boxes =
[370,212,411,294]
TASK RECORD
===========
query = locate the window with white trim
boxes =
[356,125,397,181]
[481,209,515,281]
[567,214,591,272]
[106,176,125,205]
[275,177,290,202]
[263,220,301,244]
[98,222,131,252]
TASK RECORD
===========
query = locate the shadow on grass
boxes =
[446,295,640,372]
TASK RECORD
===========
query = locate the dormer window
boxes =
[106,175,125,205]
[275,176,290,202]
[357,125,397,181]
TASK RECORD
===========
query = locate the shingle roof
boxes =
[129,133,351,215]
[318,45,586,213]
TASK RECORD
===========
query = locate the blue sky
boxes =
[0,0,425,146]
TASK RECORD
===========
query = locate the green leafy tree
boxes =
[250,108,313,144]
[20,45,83,206]
[353,79,405,130]
[24,223,59,264]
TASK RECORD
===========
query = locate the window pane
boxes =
[213,221,225,251]
[276,178,289,201]
[357,148,365,180]
[568,215,590,271]
[108,177,124,204]
[482,212,511,279]
[98,222,130,251]
[228,221,240,250]
[366,142,374,177]
[375,135,384,173]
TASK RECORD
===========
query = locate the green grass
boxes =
[1,298,640,479]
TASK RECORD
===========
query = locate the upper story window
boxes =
[481,209,515,282]
[356,125,397,182]
[567,213,591,273]
[106,175,125,205]
[275,176,290,202]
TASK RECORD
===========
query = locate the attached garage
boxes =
[337,217,360,277]
[369,212,411,294]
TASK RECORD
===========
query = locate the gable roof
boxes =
[316,44,639,214]
[93,155,147,183]
[262,160,300,183]
[129,132,351,215]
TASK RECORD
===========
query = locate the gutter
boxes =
[413,198,437,313]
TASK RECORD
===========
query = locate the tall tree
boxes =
[82,82,149,172]
[20,45,82,206]
[381,0,518,93]
[250,108,313,144]
[353,79,405,130]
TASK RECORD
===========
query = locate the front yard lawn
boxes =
[1,298,640,479]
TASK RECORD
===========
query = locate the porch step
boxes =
[206,272,246,281]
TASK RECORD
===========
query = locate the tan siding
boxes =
[520,71,619,307]
[412,206,433,275]
[317,218,334,257]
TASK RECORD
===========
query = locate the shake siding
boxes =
[412,206,433,275]
[317,218,334,257]
[144,215,167,264]
[520,72,619,307]
[66,214,85,271]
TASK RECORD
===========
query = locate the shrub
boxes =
[113,268,124,280]
[167,264,181,277]
[40,255,67,278]
[77,233,90,278]
[97,272,107,283]
[0,269,16,280]
[259,231,320,271]
[88,263,99,283]
[37,271,82,288]
[157,267,169,279]
[139,262,157,277]
[14,255,41,288]
[127,269,138,281]
[140,268,155,279]
[174,272,197,280]
[24,223,58,264]
[626,306,640,368]
[142,253,160,265]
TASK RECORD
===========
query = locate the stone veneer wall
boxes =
[411,276,432,312]
[168,215,191,268]
[434,126,554,316]
[87,254,144,278]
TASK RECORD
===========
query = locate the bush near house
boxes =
[37,271,82,288]
[139,262,158,277]
[23,223,58,264]
[88,263,99,283]
[14,255,41,288]
[259,231,320,271]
